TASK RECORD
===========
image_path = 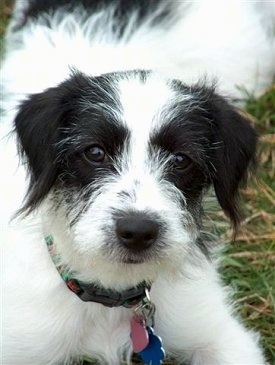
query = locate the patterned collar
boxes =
[45,235,151,308]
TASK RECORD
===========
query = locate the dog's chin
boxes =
[121,257,149,265]
[118,248,160,265]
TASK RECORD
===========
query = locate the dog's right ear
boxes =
[15,86,69,214]
[14,72,91,214]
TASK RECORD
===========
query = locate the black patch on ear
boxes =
[15,86,66,214]
[192,85,257,228]
[14,71,125,214]
[170,82,257,229]
[211,98,256,228]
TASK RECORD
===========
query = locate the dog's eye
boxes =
[172,153,193,170]
[83,145,107,164]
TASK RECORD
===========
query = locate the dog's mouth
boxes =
[119,247,160,265]
[121,257,147,264]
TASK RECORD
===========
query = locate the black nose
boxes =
[116,217,159,251]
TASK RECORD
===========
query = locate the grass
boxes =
[0,0,11,53]
[1,2,274,364]
[220,88,275,364]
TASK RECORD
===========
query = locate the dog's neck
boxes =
[45,235,151,308]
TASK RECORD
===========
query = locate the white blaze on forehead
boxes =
[118,74,174,134]
[117,74,175,171]
[113,74,177,212]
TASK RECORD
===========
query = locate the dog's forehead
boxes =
[117,74,186,134]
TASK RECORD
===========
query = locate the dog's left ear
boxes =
[202,89,257,228]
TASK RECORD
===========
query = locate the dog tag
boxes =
[130,315,149,352]
[138,326,165,365]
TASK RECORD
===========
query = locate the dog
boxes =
[1,1,274,364]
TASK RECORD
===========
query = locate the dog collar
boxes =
[45,235,151,308]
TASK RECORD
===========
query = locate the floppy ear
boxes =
[205,91,257,228]
[14,73,91,214]
[15,87,67,214]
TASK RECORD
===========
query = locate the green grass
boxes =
[0,0,11,53]
[223,88,275,363]
[1,2,274,364]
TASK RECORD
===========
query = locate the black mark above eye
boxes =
[171,153,193,171]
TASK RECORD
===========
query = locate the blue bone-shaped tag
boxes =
[138,326,165,365]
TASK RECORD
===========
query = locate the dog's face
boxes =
[15,70,256,287]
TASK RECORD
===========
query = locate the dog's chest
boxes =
[77,304,134,362]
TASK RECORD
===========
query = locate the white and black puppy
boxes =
[1,1,274,364]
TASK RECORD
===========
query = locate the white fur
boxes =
[1,1,273,364]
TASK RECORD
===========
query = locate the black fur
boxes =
[16,0,173,34]
[203,89,257,228]
[15,71,129,213]
[167,81,257,228]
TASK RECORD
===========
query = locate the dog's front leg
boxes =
[152,265,265,365]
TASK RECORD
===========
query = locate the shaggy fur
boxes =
[1,1,274,364]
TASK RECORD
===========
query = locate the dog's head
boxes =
[15,70,256,287]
